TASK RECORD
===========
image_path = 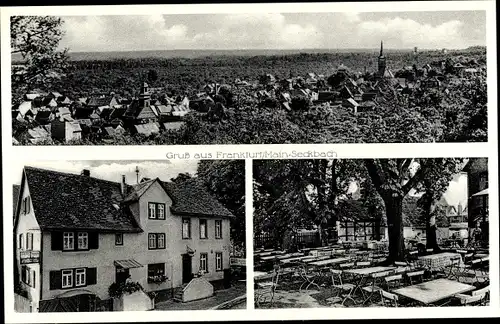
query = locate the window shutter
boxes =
[21,266,26,282]
[49,271,61,290]
[51,232,63,250]
[87,267,97,285]
[26,196,31,213]
[89,232,99,249]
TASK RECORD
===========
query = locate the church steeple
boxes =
[378,40,386,77]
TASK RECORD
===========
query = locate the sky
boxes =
[59,11,486,52]
[13,160,199,186]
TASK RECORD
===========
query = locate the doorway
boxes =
[115,266,129,285]
[182,254,192,284]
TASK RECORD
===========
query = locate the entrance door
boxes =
[115,266,129,285]
[182,254,192,284]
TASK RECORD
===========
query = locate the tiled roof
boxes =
[23,167,141,232]
[161,179,234,218]
[87,96,114,107]
[13,185,20,219]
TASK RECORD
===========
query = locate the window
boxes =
[148,203,156,219]
[115,233,123,246]
[148,202,166,219]
[63,232,74,250]
[19,233,24,250]
[157,204,165,219]
[200,219,207,239]
[182,218,191,239]
[148,233,166,250]
[22,266,31,286]
[200,253,208,272]
[26,233,33,250]
[32,271,36,289]
[75,268,86,287]
[148,234,157,249]
[22,196,31,214]
[157,233,165,249]
[62,269,73,288]
[77,232,88,250]
[215,252,223,271]
[148,263,166,283]
[215,220,222,239]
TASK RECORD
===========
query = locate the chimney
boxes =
[81,169,90,176]
[121,175,126,196]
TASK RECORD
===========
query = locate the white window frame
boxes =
[215,252,223,271]
[63,232,74,250]
[62,269,73,288]
[148,202,156,219]
[200,253,208,272]
[75,268,86,287]
[215,220,222,239]
[77,232,88,250]
[157,233,165,249]
[158,204,165,219]
[148,233,157,249]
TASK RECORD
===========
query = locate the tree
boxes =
[196,160,245,251]
[413,158,464,251]
[147,69,158,84]
[11,16,68,100]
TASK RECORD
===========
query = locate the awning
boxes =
[114,259,143,269]
[472,188,489,197]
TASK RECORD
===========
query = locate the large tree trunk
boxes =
[374,219,381,241]
[330,159,338,241]
[383,194,406,263]
[421,192,440,251]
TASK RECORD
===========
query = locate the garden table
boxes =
[309,257,351,268]
[344,266,396,304]
[393,278,475,305]
[417,252,462,271]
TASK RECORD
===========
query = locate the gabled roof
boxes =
[161,179,234,218]
[20,167,141,232]
[87,96,115,107]
[134,122,160,136]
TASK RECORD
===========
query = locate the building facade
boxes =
[14,167,233,312]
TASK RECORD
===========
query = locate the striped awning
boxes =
[114,259,143,269]
[471,188,488,197]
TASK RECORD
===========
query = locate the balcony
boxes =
[20,250,40,264]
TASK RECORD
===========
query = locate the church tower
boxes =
[138,82,151,108]
[378,41,386,77]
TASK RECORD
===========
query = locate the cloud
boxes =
[61,13,322,51]
[356,18,465,49]
[14,160,199,184]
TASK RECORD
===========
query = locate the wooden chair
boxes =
[454,291,487,306]
[406,270,425,285]
[356,261,371,268]
[384,274,403,290]
[254,270,280,307]
[330,269,356,306]
[379,289,399,307]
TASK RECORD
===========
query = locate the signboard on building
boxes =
[20,251,40,264]
[230,258,246,267]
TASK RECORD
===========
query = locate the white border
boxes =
[2,1,499,322]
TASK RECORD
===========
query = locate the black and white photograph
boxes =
[10,10,487,145]
[12,159,246,312]
[253,158,490,308]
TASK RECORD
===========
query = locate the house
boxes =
[51,118,82,143]
[86,96,118,110]
[463,159,488,231]
[14,167,233,312]
[26,127,51,144]
[34,109,54,125]
[343,98,359,113]
[133,122,161,136]
[162,122,185,132]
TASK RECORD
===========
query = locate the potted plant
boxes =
[108,281,143,299]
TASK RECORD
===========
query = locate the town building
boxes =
[463,158,488,238]
[14,167,234,312]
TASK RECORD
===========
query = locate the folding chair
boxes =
[255,270,280,307]
[356,261,371,268]
[454,293,487,306]
[339,262,356,281]
[379,289,399,307]
[330,269,356,306]
[472,285,490,305]
[384,274,403,290]
[406,270,425,285]
[298,264,321,292]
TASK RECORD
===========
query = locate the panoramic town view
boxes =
[11,12,486,145]
[13,160,246,312]
[253,158,489,308]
